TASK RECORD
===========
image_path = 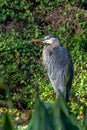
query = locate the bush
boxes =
[0,31,43,108]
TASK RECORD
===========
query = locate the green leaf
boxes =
[28,98,55,130]
[83,107,87,129]
[2,112,15,130]
[53,93,81,130]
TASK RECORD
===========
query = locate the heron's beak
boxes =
[31,39,42,43]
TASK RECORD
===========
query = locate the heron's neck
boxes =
[52,38,61,47]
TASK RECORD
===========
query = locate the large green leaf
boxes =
[28,98,55,130]
[53,93,82,130]
[28,93,83,130]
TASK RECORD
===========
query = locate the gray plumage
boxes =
[32,34,74,101]
[42,34,74,101]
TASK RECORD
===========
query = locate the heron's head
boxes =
[32,34,60,46]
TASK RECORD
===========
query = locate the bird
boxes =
[32,34,74,101]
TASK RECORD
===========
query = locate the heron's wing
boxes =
[47,46,73,86]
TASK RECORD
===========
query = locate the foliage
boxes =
[29,94,82,130]
[69,34,87,117]
[0,0,33,22]
[1,94,87,130]
[2,112,14,130]
[0,32,43,108]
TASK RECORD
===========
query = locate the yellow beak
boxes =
[31,39,42,43]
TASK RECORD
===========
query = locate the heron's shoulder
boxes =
[54,45,66,50]
[53,46,69,53]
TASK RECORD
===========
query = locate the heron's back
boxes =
[43,45,74,99]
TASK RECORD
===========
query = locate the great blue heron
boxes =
[32,34,74,101]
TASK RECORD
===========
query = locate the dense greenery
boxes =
[0,0,87,127]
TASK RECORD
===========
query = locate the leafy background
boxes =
[0,0,87,128]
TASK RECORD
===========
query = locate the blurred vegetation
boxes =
[0,94,87,130]
[0,0,87,127]
[29,94,85,130]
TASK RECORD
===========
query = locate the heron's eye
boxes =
[44,35,51,40]
[46,36,50,40]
